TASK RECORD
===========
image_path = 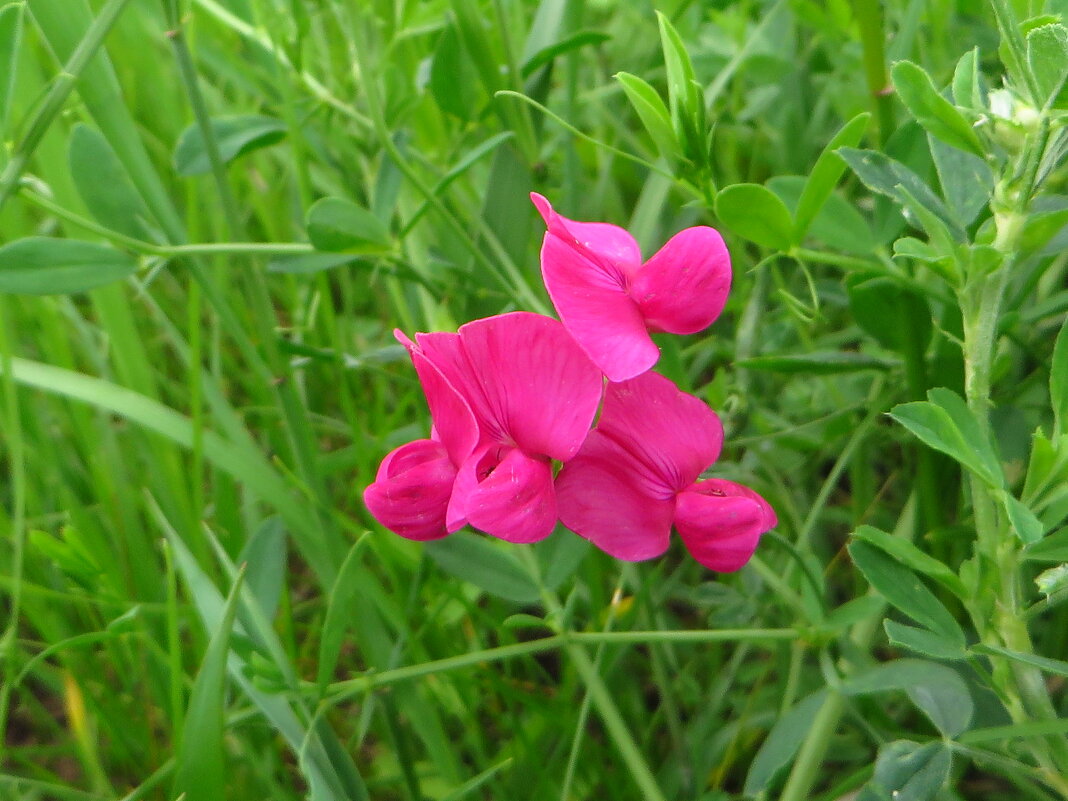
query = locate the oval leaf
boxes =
[0,238,137,295]
[714,183,794,251]
[173,114,287,176]
[306,197,392,254]
[69,123,152,239]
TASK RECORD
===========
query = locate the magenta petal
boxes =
[629,226,732,335]
[674,479,777,571]
[597,372,724,495]
[395,329,478,467]
[456,312,603,461]
[556,430,674,561]
[451,445,557,543]
[532,194,658,381]
[363,440,455,541]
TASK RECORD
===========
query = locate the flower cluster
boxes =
[363,195,776,571]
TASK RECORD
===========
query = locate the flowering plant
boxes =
[364,196,775,571]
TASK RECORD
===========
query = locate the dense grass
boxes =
[1,0,1068,799]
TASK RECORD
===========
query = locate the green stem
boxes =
[779,688,846,801]
[849,0,893,144]
[0,0,134,211]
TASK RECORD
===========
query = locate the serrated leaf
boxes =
[848,541,965,644]
[858,740,951,801]
[425,532,541,604]
[68,124,153,239]
[173,115,287,176]
[891,60,985,157]
[0,238,137,295]
[853,525,966,598]
[1027,23,1068,109]
[616,71,678,159]
[736,352,895,374]
[794,112,870,240]
[889,388,1003,488]
[306,197,392,254]
[714,183,794,251]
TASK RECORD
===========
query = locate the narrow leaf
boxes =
[1053,317,1068,438]
[521,31,609,78]
[0,2,23,138]
[973,643,1068,678]
[0,238,137,295]
[736,352,896,375]
[171,568,245,801]
[68,124,152,239]
[885,620,969,661]
[1000,492,1046,544]
[616,71,678,159]
[853,525,966,598]
[744,690,829,795]
[891,60,984,157]
[848,541,965,644]
[795,112,870,239]
[951,47,982,109]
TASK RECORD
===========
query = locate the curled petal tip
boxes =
[530,192,553,226]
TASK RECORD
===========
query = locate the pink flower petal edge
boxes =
[675,479,778,572]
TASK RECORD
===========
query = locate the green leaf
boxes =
[744,689,829,795]
[885,620,968,660]
[616,71,678,160]
[952,47,982,109]
[847,274,932,355]
[838,148,962,241]
[267,252,361,275]
[171,568,244,801]
[306,197,393,254]
[656,11,704,158]
[521,30,609,78]
[238,517,287,623]
[794,112,870,240]
[852,525,966,598]
[845,659,972,737]
[768,175,875,255]
[0,238,137,295]
[858,740,951,801]
[1019,203,1068,257]
[429,22,482,120]
[1000,492,1045,544]
[317,537,369,695]
[973,643,1068,679]
[889,388,1003,488]
[1053,317,1068,438]
[0,2,23,138]
[1026,527,1068,562]
[928,135,993,227]
[425,532,541,604]
[848,541,965,645]
[173,114,287,176]
[536,528,591,590]
[714,183,794,251]
[1026,23,1068,108]
[891,60,984,157]
[735,352,896,375]
[68,124,152,239]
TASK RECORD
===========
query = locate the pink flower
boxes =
[532,193,732,382]
[555,372,776,571]
[365,312,603,544]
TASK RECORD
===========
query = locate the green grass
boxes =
[1,0,1068,799]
